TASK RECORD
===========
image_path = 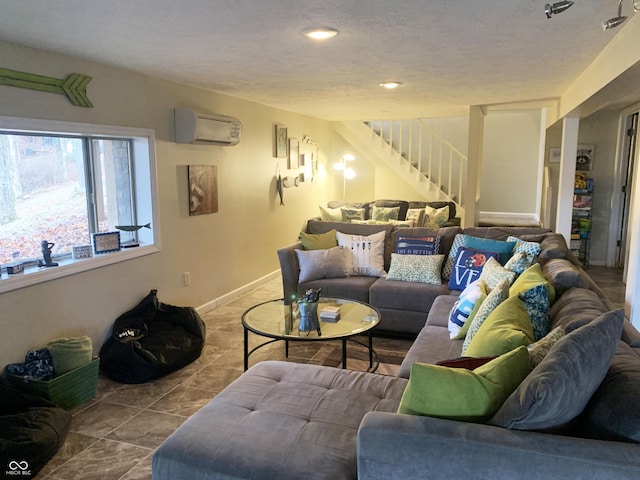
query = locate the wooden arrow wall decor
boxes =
[0,68,93,107]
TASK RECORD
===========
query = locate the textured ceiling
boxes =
[0,0,635,120]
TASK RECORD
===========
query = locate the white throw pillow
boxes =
[336,230,386,277]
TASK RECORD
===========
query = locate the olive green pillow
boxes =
[300,229,338,250]
[397,346,531,423]
[509,263,555,303]
[464,296,535,358]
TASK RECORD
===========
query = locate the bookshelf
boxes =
[571,173,593,266]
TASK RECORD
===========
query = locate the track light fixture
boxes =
[545,1,574,18]
[602,0,628,30]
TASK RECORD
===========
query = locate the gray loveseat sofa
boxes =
[153,232,640,480]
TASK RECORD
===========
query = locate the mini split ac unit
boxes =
[174,108,242,146]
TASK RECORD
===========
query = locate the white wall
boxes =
[0,41,336,366]
[480,110,543,216]
[423,112,544,219]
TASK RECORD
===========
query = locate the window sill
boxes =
[0,244,160,294]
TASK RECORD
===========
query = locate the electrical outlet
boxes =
[183,271,191,286]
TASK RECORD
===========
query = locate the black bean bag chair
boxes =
[0,381,71,477]
[99,289,206,384]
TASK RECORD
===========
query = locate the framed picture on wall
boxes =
[275,124,287,158]
[188,165,218,215]
[576,144,595,171]
[549,147,561,164]
[288,138,299,169]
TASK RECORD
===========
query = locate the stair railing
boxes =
[365,119,467,210]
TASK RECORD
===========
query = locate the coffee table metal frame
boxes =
[242,297,380,372]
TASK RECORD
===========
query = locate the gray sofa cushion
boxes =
[152,361,407,480]
[368,278,450,313]
[550,287,608,331]
[397,295,464,378]
[538,233,572,266]
[542,258,587,295]
[490,309,624,431]
[462,227,551,241]
[577,342,640,443]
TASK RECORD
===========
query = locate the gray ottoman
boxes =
[152,361,407,480]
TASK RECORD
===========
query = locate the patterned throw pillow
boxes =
[520,284,551,341]
[319,205,342,222]
[371,206,400,221]
[479,257,517,291]
[508,235,541,260]
[341,207,365,222]
[527,326,566,368]
[443,234,465,280]
[336,230,386,277]
[504,251,533,275]
[448,280,488,339]
[448,246,500,291]
[424,205,449,227]
[462,278,511,354]
[390,219,415,228]
[386,253,444,284]
[396,236,443,255]
[406,208,425,227]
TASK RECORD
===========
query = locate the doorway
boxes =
[614,111,639,275]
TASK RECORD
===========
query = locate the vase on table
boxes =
[298,301,320,335]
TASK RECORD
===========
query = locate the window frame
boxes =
[0,115,160,294]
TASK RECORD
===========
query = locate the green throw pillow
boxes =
[398,346,531,423]
[464,296,535,358]
[300,229,338,250]
[509,263,555,303]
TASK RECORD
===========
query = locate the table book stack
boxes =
[319,305,341,322]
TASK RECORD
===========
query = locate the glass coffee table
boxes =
[242,297,380,372]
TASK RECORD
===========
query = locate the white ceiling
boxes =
[0,0,636,121]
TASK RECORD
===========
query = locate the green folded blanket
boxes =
[46,336,93,375]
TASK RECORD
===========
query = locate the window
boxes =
[0,116,159,293]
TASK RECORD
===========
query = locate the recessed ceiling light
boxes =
[302,27,339,40]
[379,82,402,89]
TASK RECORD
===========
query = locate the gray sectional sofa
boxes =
[153,228,640,480]
[278,220,550,334]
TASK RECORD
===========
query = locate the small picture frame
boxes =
[72,244,93,260]
[275,124,287,158]
[93,232,121,255]
[288,138,299,169]
[549,147,561,164]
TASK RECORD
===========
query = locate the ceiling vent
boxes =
[174,108,242,146]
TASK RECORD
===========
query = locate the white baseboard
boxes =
[196,269,281,314]
[478,211,541,226]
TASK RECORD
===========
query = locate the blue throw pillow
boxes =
[463,235,516,266]
[396,236,443,255]
[448,246,500,291]
[519,284,551,341]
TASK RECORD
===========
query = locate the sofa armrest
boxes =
[277,242,303,303]
[357,412,640,480]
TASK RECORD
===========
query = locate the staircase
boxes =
[335,119,467,220]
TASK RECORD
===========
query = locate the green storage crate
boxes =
[6,357,99,410]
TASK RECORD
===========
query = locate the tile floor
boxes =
[35,278,413,480]
[35,267,626,479]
